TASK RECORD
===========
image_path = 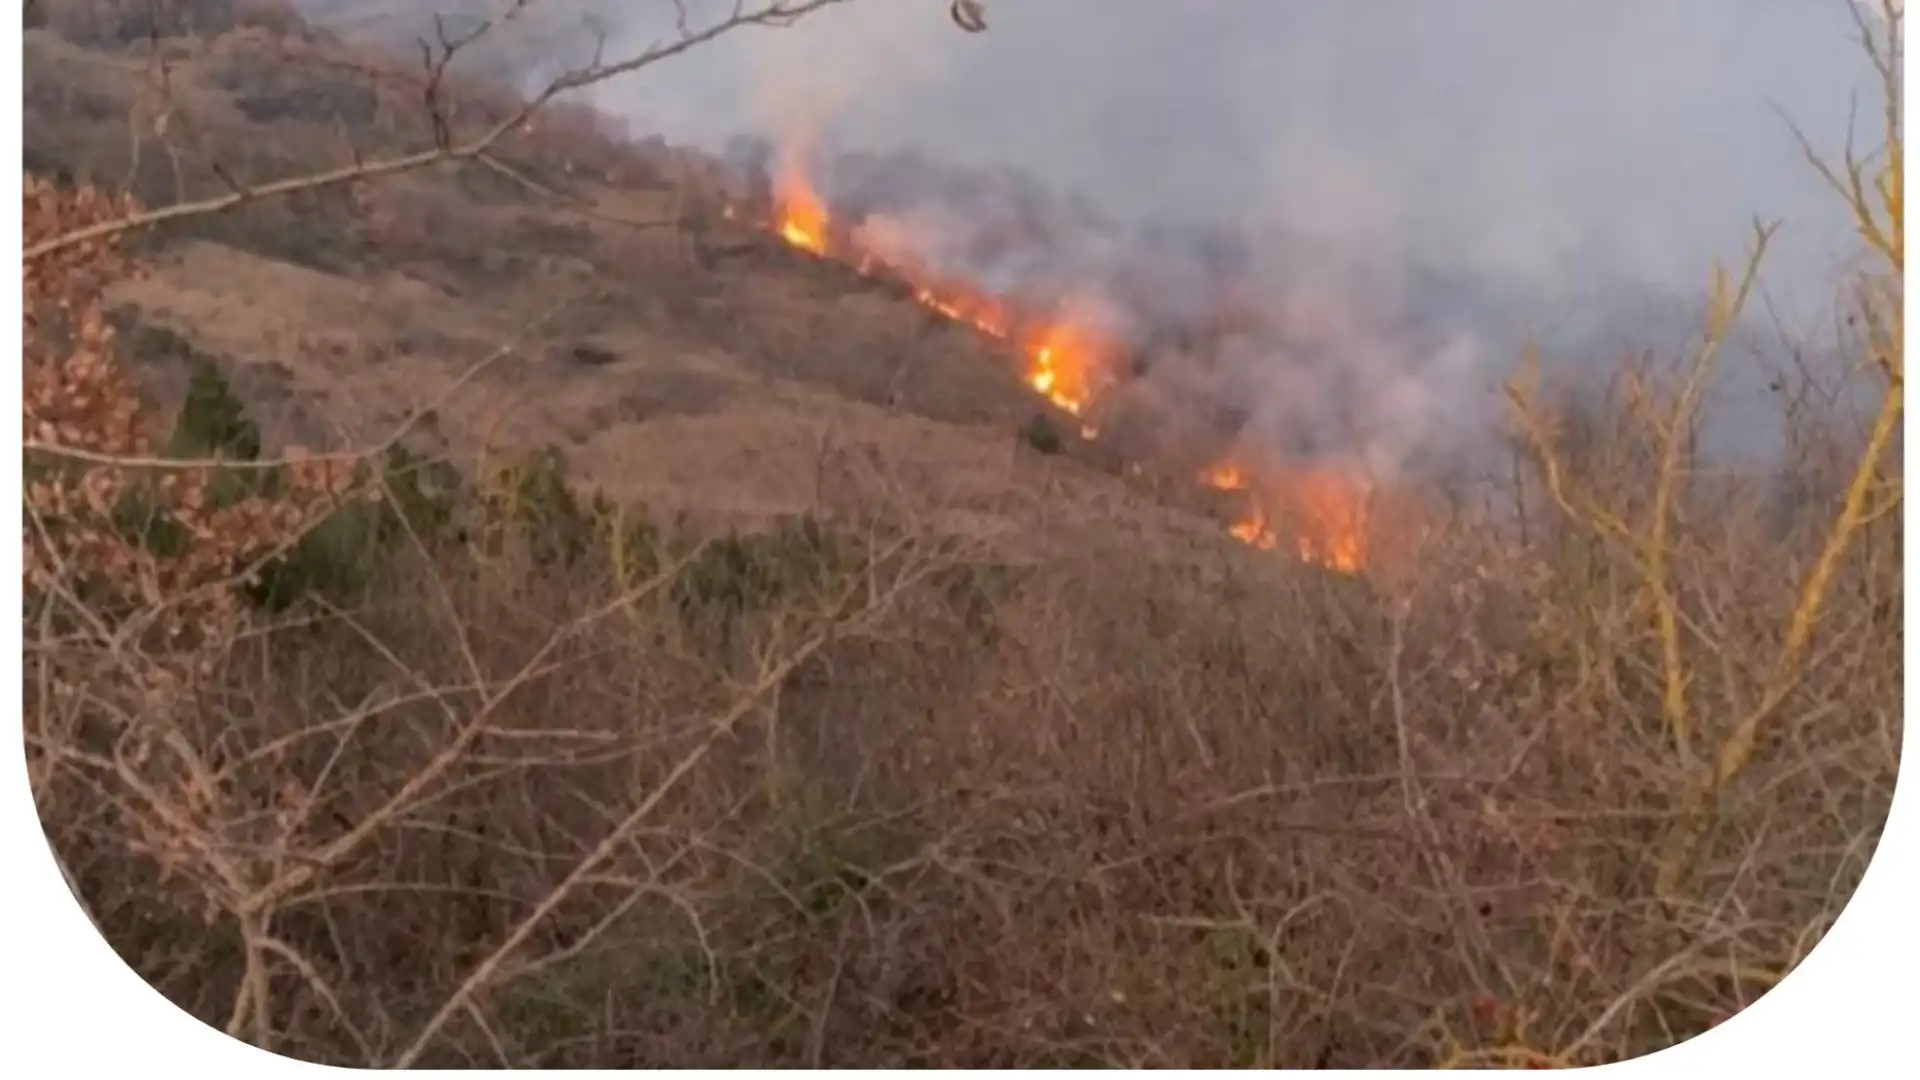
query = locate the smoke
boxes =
[301,0,1884,473]
[592,2,1868,283]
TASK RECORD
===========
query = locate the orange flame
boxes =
[1229,505,1280,550]
[763,152,1448,569]
[914,282,1105,438]
[773,154,830,255]
[1023,317,1107,417]
[1206,459,1372,574]
[763,152,1383,569]
[764,156,1112,429]
[914,285,1009,339]
[1283,469,1370,574]
[1201,463,1250,491]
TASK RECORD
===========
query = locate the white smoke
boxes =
[297,0,1883,470]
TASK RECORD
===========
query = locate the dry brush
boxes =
[17,0,1906,1068]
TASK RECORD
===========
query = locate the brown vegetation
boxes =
[19,0,1904,1068]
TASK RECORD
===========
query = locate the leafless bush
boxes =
[25,181,979,1063]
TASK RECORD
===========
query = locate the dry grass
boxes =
[20,0,1905,1069]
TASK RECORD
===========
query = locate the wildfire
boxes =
[913,285,1009,339]
[1028,345,1075,413]
[1024,316,1112,417]
[907,282,1102,423]
[765,159,1109,426]
[1228,505,1280,550]
[1204,459,1372,575]
[1201,462,1250,491]
[765,160,1113,423]
[759,153,1374,572]
[773,154,830,255]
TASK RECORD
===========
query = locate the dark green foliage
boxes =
[668,515,864,664]
[247,438,661,612]
[380,446,463,539]
[931,561,1017,644]
[587,490,663,584]
[215,51,380,126]
[249,446,464,611]
[678,535,787,619]
[170,361,261,462]
[167,363,280,526]
[25,361,259,564]
[249,493,378,613]
[480,444,600,567]
[1021,413,1064,456]
[73,363,864,630]
[46,0,248,47]
[494,446,579,523]
[110,487,195,561]
[675,516,859,621]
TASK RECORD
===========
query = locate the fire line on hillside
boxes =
[757,155,1377,576]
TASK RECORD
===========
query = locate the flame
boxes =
[1229,506,1280,550]
[906,281,1109,423]
[759,147,1388,569]
[900,271,1106,425]
[910,282,1104,432]
[1023,318,1106,416]
[763,155,1109,425]
[913,285,1009,338]
[773,154,830,255]
[1207,459,1372,575]
[1282,469,1370,574]
[1201,463,1250,491]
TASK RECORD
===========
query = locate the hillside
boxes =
[27,18,1256,543]
[19,0,1904,1070]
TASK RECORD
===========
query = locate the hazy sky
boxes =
[559,0,1878,314]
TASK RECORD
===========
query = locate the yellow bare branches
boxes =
[1651,0,1904,897]
[1507,0,1903,903]
[1505,221,1776,762]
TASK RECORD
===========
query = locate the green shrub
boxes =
[675,516,857,618]
[474,445,595,564]
[1021,412,1064,455]
[246,444,463,611]
[931,560,1016,643]
[170,361,261,459]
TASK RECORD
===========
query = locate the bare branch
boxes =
[25,0,858,262]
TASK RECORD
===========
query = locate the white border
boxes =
[3,5,1913,1075]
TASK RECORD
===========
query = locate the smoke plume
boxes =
[302,0,1883,472]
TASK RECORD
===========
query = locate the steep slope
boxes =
[24,11,1254,558]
